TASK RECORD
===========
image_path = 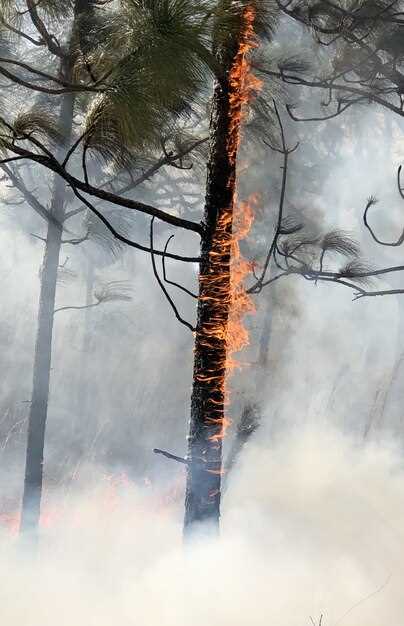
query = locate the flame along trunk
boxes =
[184,5,260,534]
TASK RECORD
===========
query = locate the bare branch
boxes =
[0,163,62,229]
[150,217,196,332]
[286,101,355,122]
[153,448,189,464]
[0,63,102,95]
[70,186,200,262]
[0,15,44,46]
[64,136,208,222]
[364,179,404,247]
[0,57,102,91]
[30,232,46,243]
[162,236,198,298]
[249,101,297,294]
[61,230,89,245]
[54,302,101,315]
[25,0,65,58]
[256,66,404,118]
[0,137,204,235]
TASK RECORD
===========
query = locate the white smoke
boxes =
[1,426,404,625]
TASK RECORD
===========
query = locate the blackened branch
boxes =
[153,448,189,465]
[248,101,298,294]
[259,262,404,300]
[256,67,404,118]
[150,217,196,332]
[64,136,208,221]
[69,186,199,263]
[162,236,198,298]
[363,167,404,247]
[25,0,65,58]
[286,101,355,122]
[1,136,204,234]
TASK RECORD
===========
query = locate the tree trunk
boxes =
[20,0,97,538]
[184,5,257,536]
[20,90,75,536]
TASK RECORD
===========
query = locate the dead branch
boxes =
[150,217,196,332]
[249,101,299,294]
[63,136,208,222]
[162,236,198,299]
[69,185,200,263]
[0,132,204,235]
[153,448,189,465]
[61,230,90,245]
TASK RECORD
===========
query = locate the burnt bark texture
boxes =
[184,7,249,535]
[20,1,94,536]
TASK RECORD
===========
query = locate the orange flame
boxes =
[220,5,261,444]
[201,5,262,447]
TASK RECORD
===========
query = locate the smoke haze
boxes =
[2,16,404,622]
[1,427,404,625]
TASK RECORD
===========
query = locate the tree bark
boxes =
[184,4,256,536]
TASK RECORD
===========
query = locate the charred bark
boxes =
[183,91,235,533]
[184,6,256,536]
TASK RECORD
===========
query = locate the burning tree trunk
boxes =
[184,4,260,535]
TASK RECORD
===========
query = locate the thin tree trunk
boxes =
[20,88,75,535]
[18,0,99,532]
[184,5,257,535]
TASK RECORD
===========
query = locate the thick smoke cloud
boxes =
[1,428,404,625]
